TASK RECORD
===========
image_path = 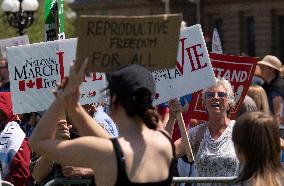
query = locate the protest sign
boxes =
[76,14,182,72]
[7,38,106,114]
[152,24,214,163]
[0,35,29,58]
[153,24,215,106]
[45,0,65,41]
[188,53,258,120]
[57,0,65,39]
[212,28,223,54]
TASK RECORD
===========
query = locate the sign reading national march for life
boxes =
[7,38,106,114]
[153,24,215,105]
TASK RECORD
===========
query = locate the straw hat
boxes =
[257,55,281,71]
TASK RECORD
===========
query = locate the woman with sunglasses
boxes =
[167,77,240,181]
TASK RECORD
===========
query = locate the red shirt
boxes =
[5,138,31,186]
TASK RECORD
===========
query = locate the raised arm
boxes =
[29,61,115,170]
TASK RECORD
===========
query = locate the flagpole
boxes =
[188,0,201,24]
[161,0,170,14]
[196,0,200,24]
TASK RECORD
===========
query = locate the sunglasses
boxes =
[205,92,228,99]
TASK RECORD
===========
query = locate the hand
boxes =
[62,166,94,178]
[55,120,71,140]
[58,58,88,106]
[180,96,190,113]
[168,99,183,118]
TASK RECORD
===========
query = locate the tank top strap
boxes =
[158,130,177,182]
[158,130,176,158]
[110,138,128,184]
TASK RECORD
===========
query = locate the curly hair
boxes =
[202,77,235,115]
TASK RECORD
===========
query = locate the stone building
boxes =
[71,0,284,62]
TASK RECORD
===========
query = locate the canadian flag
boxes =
[18,78,43,91]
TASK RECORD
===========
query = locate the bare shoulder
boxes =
[151,130,174,157]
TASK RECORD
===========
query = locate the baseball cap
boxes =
[106,64,156,101]
[258,55,281,71]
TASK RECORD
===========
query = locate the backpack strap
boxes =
[193,124,207,156]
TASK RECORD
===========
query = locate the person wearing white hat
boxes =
[258,55,284,129]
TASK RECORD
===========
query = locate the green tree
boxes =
[0,0,76,43]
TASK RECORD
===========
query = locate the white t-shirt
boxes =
[188,120,240,181]
[93,106,119,137]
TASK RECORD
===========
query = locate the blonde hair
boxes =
[233,112,284,186]
[247,86,270,115]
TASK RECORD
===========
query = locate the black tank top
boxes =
[110,130,176,186]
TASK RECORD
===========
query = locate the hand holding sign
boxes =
[168,99,194,162]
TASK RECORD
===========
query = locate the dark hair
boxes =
[232,112,283,185]
[111,88,159,130]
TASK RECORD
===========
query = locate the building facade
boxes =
[71,0,284,62]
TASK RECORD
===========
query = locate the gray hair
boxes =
[202,77,236,110]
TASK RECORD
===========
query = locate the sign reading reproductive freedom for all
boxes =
[0,35,29,58]
[153,25,215,105]
[76,14,182,72]
[7,38,106,114]
[188,53,258,120]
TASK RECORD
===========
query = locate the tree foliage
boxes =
[0,0,77,43]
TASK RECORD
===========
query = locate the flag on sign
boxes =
[18,78,43,91]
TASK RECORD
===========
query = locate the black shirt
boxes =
[111,130,176,186]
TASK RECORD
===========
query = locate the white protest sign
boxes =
[7,38,106,114]
[212,28,223,54]
[0,35,29,58]
[153,24,215,105]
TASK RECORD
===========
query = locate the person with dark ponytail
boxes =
[30,63,176,186]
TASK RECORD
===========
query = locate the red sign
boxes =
[188,53,258,120]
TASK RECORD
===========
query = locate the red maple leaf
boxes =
[88,91,96,97]
[26,80,35,88]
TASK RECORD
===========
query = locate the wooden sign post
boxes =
[176,112,194,162]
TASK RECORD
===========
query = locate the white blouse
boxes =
[188,120,240,183]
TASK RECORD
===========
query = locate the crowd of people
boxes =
[0,52,283,186]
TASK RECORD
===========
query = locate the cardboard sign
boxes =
[7,38,106,114]
[188,53,258,120]
[76,14,182,72]
[153,25,215,105]
[0,35,29,58]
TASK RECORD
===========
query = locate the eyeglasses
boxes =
[205,92,228,99]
